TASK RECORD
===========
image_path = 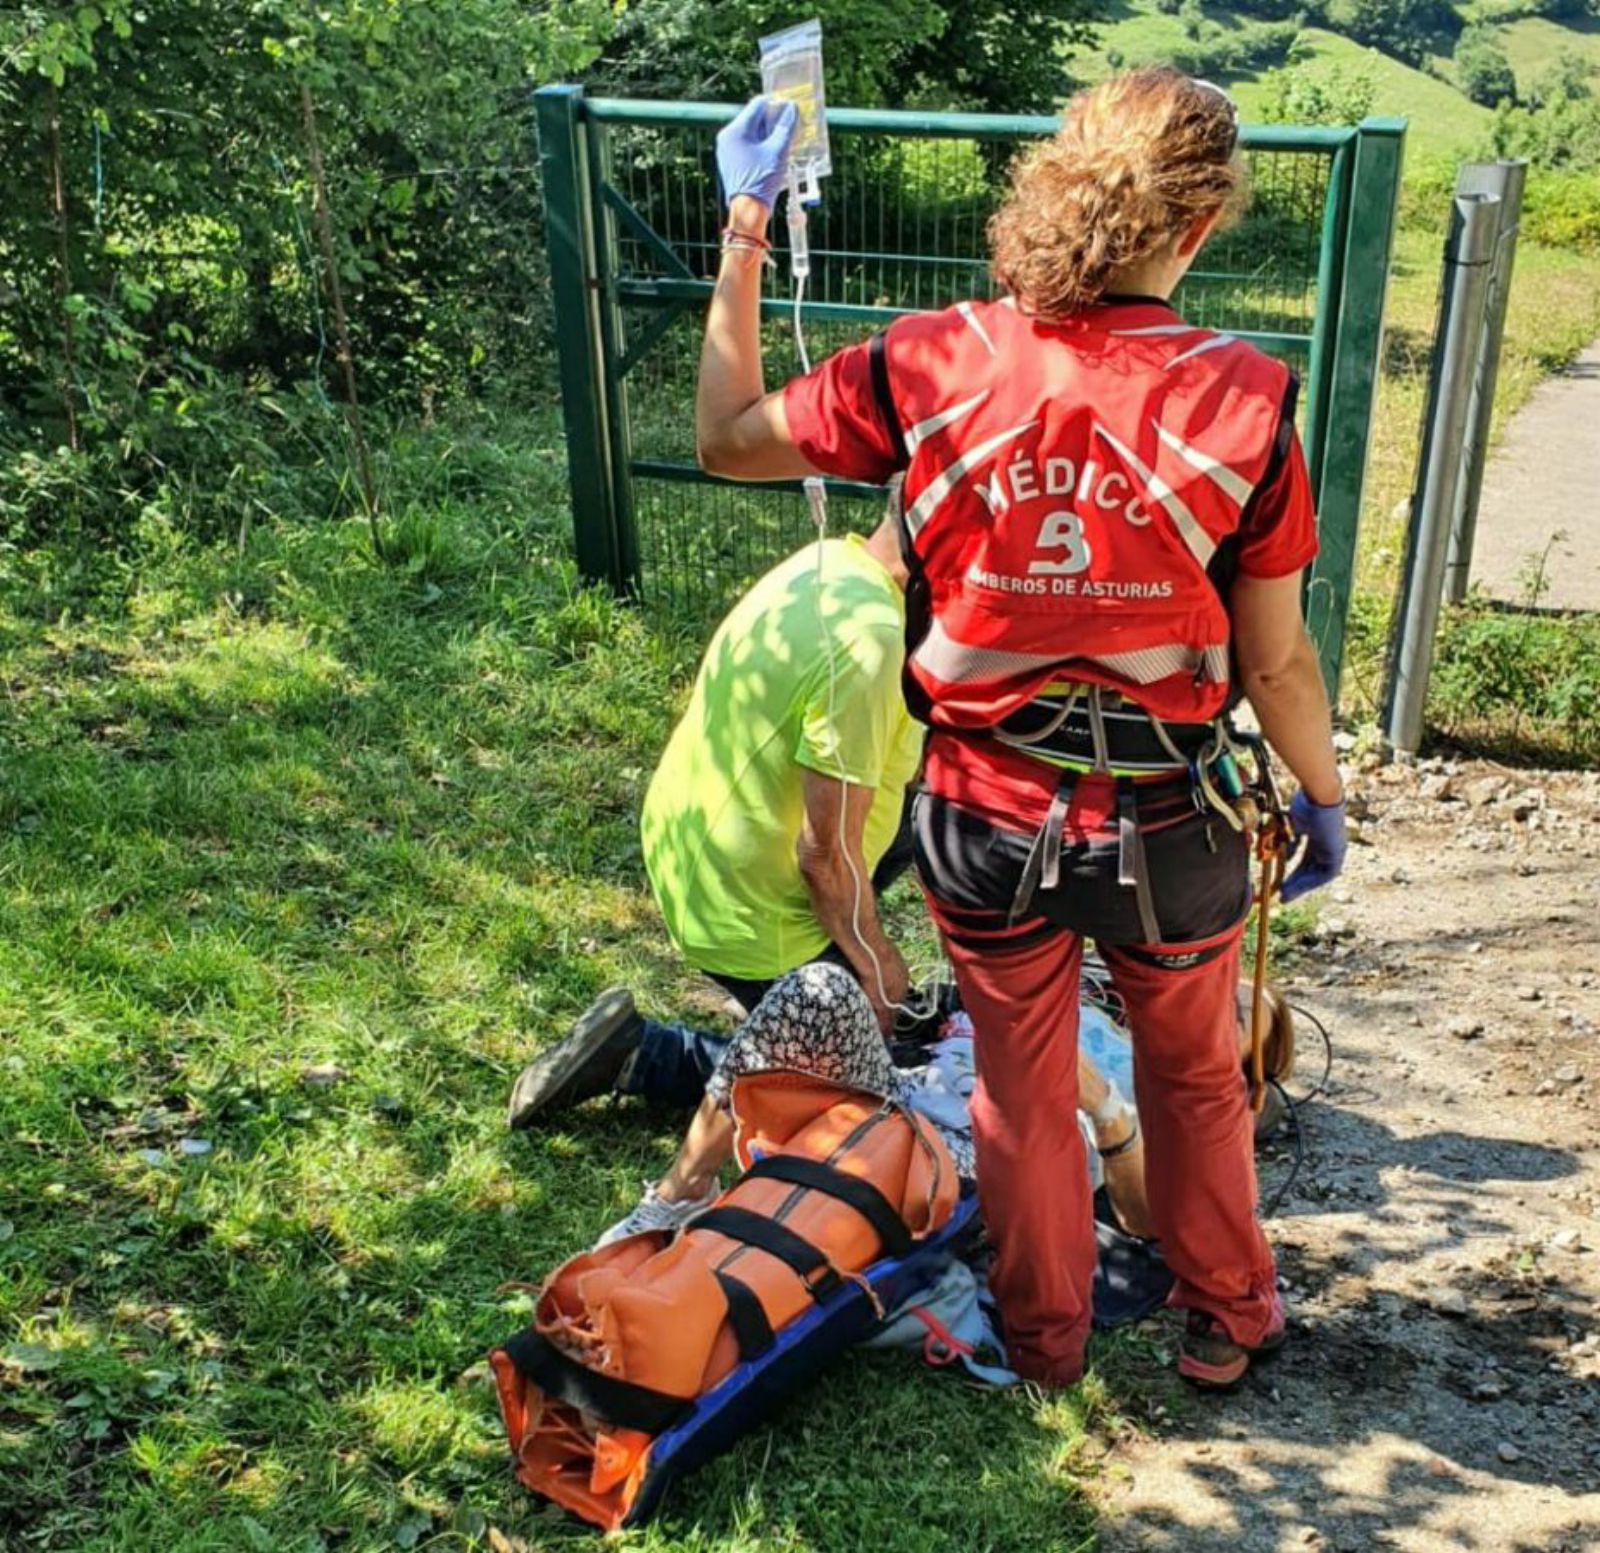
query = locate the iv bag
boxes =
[759,18,830,194]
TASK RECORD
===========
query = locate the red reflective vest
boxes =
[872,298,1295,728]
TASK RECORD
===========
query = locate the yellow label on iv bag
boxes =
[759,19,830,182]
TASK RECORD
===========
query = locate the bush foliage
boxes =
[0,1,1101,554]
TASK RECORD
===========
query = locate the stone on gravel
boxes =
[1432,1286,1470,1316]
[1498,1441,1524,1464]
[1550,1230,1586,1253]
[1510,788,1546,820]
[1514,985,1542,1001]
[1463,776,1508,807]
[1448,1015,1486,1040]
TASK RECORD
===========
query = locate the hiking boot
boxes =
[507,987,644,1129]
[597,1180,719,1248]
[1177,1300,1288,1390]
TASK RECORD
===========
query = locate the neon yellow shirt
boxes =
[641,535,923,980]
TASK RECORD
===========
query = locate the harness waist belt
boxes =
[995,692,1213,773]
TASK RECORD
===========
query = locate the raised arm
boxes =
[695,99,815,481]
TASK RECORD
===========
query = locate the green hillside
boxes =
[1498,14,1600,93]
[1074,2,1581,162]
[1229,27,1493,157]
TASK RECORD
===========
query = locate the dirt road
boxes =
[1099,757,1600,1553]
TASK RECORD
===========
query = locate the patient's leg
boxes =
[656,1097,735,1204]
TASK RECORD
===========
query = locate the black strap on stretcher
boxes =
[502,1328,691,1434]
[713,1272,776,1361]
[740,1154,914,1260]
[692,1207,846,1300]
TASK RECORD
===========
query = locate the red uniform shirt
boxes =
[785,297,1318,821]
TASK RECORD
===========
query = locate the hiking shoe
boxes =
[507,987,643,1129]
[1177,1300,1288,1390]
[597,1181,719,1248]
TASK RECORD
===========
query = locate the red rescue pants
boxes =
[913,772,1279,1387]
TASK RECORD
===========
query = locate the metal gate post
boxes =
[1308,117,1406,699]
[1383,193,1501,757]
[1443,158,1526,604]
[1302,137,1354,498]
[535,85,625,590]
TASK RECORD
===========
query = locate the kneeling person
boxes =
[509,508,923,1126]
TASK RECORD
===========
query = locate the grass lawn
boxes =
[0,419,1175,1552]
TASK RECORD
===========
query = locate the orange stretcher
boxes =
[490,1073,966,1529]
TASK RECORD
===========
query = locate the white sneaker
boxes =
[596,1181,719,1248]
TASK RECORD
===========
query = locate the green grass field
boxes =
[1498,13,1600,94]
[1228,27,1493,157]
[0,426,1192,1551]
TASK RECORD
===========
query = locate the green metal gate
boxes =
[536,87,1404,692]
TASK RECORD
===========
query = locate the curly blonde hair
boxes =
[989,69,1246,319]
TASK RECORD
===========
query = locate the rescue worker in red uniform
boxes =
[697,71,1349,1390]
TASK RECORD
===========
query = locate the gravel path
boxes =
[1098,757,1600,1553]
[1470,339,1600,612]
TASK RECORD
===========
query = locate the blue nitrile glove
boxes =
[716,96,798,210]
[1280,788,1348,904]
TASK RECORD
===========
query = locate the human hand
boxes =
[866,941,912,1034]
[716,96,798,212]
[1281,788,1348,903]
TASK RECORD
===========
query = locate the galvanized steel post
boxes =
[1384,192,1501,757]
[1444,159,1526,604]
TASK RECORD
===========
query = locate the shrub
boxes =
[1146,18,1301,75]
[1455,24,1518,107]
[1430,598,1600,765]
[1330,0,1460,65]
[1258,52,1378,124]
[1491,93,1600,169]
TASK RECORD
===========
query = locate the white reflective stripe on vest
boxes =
[906,390,989,454]
[912,617,1065,685]
[1086,641,1230,687]
[1152,420,1255,507]
[905,417,1041,537]
[1091,422,1217,567]
[913,617,1230,690]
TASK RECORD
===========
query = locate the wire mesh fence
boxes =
[539,91,1404,685]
